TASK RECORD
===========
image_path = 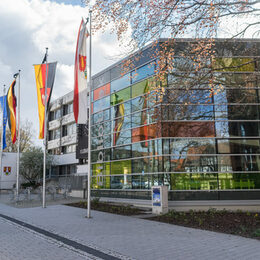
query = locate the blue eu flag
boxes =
[0,95,7,150]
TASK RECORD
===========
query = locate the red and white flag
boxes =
[73,19,89,124]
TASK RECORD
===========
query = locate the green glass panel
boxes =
[170,173,218,190]
[111,160,131,175]
[132,79,150,98]
[111,87,131,105]
[213,58,255,72]
[218,173,260,190]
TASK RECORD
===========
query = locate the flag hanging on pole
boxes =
[6,76,18,144]
[0,95,7,149]
[34,60,57,139]
[73,18,89,124]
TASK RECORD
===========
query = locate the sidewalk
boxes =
[0,202,260,260]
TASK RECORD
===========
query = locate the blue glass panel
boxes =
[111,73,131,93]
[93,96,110,114]
[132,63,155,83]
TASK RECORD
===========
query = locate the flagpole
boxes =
[87,10,92,219]
[0,84,6,192]
[16,70,21,199]
[43,47,48,208]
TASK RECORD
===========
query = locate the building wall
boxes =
[47,91,79,176]
[0,153,17,189]
[89,39,260,200]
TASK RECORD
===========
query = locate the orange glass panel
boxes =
[93,83,110,101]
[132,123,161,143]
[162,122,215,137]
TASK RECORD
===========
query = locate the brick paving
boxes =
[0,202,260,260]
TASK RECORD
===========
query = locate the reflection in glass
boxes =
[132,62,155,83]
[111,73,131,92]
[111,160,131,175]
[217,139,260,154]
[112,145,131,160]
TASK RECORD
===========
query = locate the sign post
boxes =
[152,186,168,215]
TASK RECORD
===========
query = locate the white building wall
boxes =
[0,153,17,190]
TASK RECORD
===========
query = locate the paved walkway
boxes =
[0,202,260,260]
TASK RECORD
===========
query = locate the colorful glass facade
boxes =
[89,39,260,200]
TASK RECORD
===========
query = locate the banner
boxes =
[34,61,57,139]
[73,19,89,124]
[0,95,7,149]
[6,79,17,144]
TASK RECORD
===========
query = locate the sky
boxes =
[0,0,259,147]
[0,0,126,146]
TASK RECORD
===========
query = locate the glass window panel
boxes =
[111,73,131,93]
[113,129,131,146]
[218,155,260,172]
[163,139,170,154]
[91,176,110,189]
[111,101,131,119]
[215,105,260,120]
[148,91,157,108]
[132,158,149,174]
[93,96,110,114]
[164,156,171,172]
[168,105,214,120]
[111,87,131,105]
[93,111,104,125]
[110,175,132,189]
[131,175,141,189]
[132,111,148,128]
[132,141,149,157]
[162,106,168,120]
[149,157,163,173]
[93,83,110,101]
[170,173,218,190]
[112,145,131,160]
[215,88,259,104]
[103,135,111,148]
[164,89,213,104]
[132,124,158,143]
[132,79,151,98]
[103,108,110,121]
[218,173,260,190]
[141,175,151,189]
[215,122,260,137]
[162,122,215,137]
[104,121,111,134]
[91,149,110,163]
[214,73,260,88]
[170,139,216,155]
[111,160,131,175]
[147,108,158,123]
[112,115,131,132]
[213,58,256,72]
[132,95,148,113]
[170,156,217,172]
[217,139,260,154]
[91,123,104,137]
[132,62,155,83]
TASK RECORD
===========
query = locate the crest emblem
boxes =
[4,166,11,176]
[79,55,87,72]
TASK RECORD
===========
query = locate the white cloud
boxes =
[0,0,125,146]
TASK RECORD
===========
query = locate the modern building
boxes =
[85,38,260,200]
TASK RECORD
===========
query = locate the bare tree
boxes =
[83,0,260,80]
[4,120,33,152]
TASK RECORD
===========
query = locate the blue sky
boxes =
[47,0,83,6]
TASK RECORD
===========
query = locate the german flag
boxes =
[34,61,57,139]
[6,78,17,144]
